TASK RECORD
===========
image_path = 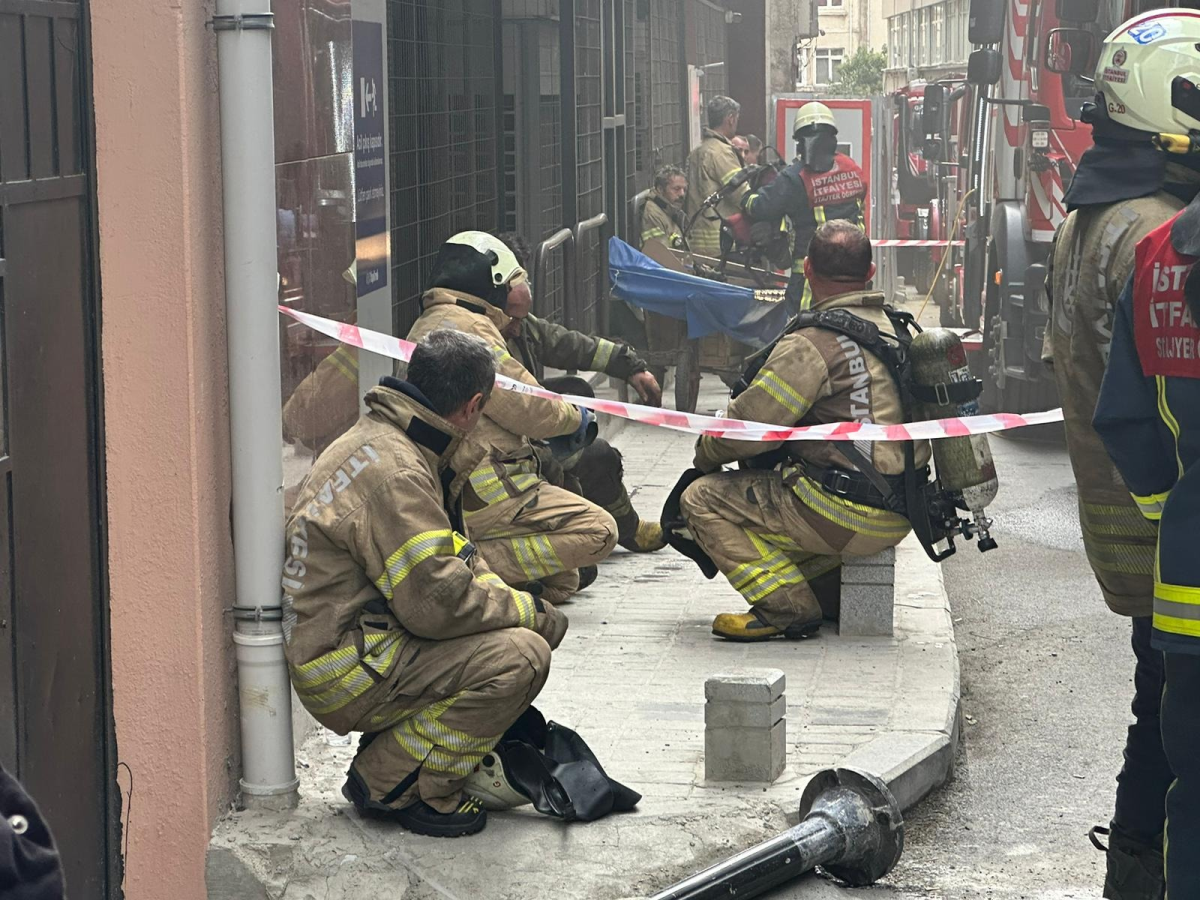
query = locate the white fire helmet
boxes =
[463,749,532,811]
[1095,10,1200,135]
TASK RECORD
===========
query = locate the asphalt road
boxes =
[838,433,1133,900]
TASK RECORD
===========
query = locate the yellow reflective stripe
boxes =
[293,644,360,687]
[368,706,415,730]
[1085,541,1155,576]
[374,529,456,599]
[791,476,911,540]
[642,227,667,241]
[393,720,435,760]
[1131,490,1171,521]
[1152,612,1200,638]
[480,571,537,628]
[720,166,743,185]
[510,534,564,579]
[1155,582,1200,606]
[511,473,540,492]
[800,278,814,311]
[591,339,616,372]
[751,370,810,419]
[814,207,827,224]
[425,748,488,776]
[326,345,359,383]
[1156,376,1185,479]
[470,469,509,504]
[492,344,514,364]
[295,666,377,715]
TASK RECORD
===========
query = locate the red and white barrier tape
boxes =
[280,306,1063,442]
[872,239,966,248]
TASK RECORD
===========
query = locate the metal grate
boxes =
[574,0,605,223]
[694,0,727,107]
[624,0,638,208]
[649,0,684,168]
[387,0,500,335]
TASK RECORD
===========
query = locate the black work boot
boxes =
[342,766,487,837]
[1091,824,1165,900]
[577,565,598,591]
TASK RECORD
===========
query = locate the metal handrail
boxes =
[573,213,611,334]
[532,227,575,321]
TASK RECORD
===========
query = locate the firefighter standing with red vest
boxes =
[741,101,867,312]
[1094,191,1200,899]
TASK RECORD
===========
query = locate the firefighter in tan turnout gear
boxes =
[407,232,618,604]
[1044,12,1200,897]
[676,222,930,641]
[282,330,566,837]
[495,232,667,554]
[684,95,749,258]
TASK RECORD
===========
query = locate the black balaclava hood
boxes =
[1064,98,1169,211]
[796,124,838,174]
[429,242,510,310]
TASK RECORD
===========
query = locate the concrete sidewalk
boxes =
[208,375,960,900]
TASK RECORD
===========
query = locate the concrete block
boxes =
[703,670,786,704]
[849,547,896,567]
[840,565,896,585]
[704,694,786,729]
[705,719,786,782]
[838,583,894,637]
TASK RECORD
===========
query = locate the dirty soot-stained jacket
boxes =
[280,380,559,733]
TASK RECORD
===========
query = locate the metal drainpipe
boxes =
[213,0,300,809]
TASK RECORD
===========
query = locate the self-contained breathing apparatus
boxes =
[729,308,1000,562]
[684,155,793,281]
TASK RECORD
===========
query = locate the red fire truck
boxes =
[927,0,1191,412]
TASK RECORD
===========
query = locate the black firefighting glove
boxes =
[659,467,719,579]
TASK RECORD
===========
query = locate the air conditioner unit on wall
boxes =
[796,0,819,40]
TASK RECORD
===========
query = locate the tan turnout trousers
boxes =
[468,480,618,604]
[680,469,906,627]
[346,627,551,813]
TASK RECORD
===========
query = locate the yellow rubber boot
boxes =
[711,610,822,642]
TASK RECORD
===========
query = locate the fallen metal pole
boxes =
[648,768,903,900]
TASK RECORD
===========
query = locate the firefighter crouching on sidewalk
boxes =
[281,330,567,838]
[1042,14,1200,895]
[407,232,618,604]
[496,232,667,553]
[673,221,930,641]
[1094,196,1200,899]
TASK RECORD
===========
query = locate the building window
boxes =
[815,46,844,84]
[888,16,901,68]
[898,12,911,69]
[818,0,844,6]
[931,3,945,65]
[796,43,811,87]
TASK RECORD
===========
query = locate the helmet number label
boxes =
[1127,21,1167,44]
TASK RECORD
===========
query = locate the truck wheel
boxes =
[914,252,935,295]
[936,277,962,327]
[980,313,1062,442]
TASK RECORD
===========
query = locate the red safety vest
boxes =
[799,153,867,219]
[1133,212,1200,379]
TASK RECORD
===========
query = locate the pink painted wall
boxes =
[90,3,239,899]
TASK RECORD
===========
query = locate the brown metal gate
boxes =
[0,1,117,896]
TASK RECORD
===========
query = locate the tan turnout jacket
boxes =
[695,290,931,527]
[407,288,583,508]
[281,382,554,731]
[685,129,748,256]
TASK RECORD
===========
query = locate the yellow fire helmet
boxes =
[792,101,837,139]
[1096,10,1200,136]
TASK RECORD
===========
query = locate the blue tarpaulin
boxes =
[608,238,789,348]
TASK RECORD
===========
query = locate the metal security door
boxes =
[0,1,117,896]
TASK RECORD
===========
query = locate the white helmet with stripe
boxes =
[1096,10,1200,135]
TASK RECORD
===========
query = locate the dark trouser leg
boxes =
[1162,651,1200,898]
[1114,616,1172,844]
[568,438,638,542]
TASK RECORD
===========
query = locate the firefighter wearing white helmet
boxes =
[741,101,867,312]
[1044,10,1200,898]
[407,231,618,607]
